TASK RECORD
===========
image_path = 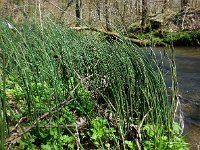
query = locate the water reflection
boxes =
[155,47,200,149]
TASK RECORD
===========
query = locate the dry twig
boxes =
[130,108,152,150]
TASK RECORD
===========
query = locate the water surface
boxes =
[156,47,200,149]
[175,47,200,150]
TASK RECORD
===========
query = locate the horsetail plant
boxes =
[0,19,188,149]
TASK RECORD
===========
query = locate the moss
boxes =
[163,30,200,46]
[127,21,141,33]
[130,29,200,46]
[131,31,165,46]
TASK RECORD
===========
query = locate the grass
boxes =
[0,19,188,149]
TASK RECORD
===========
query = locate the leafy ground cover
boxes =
[0,19,188,149]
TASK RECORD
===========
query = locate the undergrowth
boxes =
[0,19,188,149]
[135,29,200,46]
[163,30,200,46]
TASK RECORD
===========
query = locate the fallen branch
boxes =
[70,26,167,46]
[70,26,120,38]
[75,123,81,150]
[6,98,75,146]
[130,108,153,150]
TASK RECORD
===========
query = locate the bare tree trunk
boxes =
[135,0,141,17]
[129,0,134,13]
[88,0,93,25]
[141,0,148,27]
[76,0,82,27]
[152,0,158,14]
[96,0,101,21]
[104,0,111,31]
[121,0,127,29]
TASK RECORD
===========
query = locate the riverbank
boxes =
[0,20,189,149]
[125,29,200,46]
[125,7,200,47]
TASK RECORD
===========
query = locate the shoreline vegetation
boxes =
[0,19,188,150]
[0,0,198,149]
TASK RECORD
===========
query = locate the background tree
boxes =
[75,0,82,26]
[104,0,111,31]
[141,0,148,27]
[135,0,141,17]
[95,0,101,21]
[88,0,93,25]
[0,0,200,31]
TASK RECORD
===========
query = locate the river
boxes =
[155,47,200,150]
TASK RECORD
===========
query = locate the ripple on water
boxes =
[154,46,200,149]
